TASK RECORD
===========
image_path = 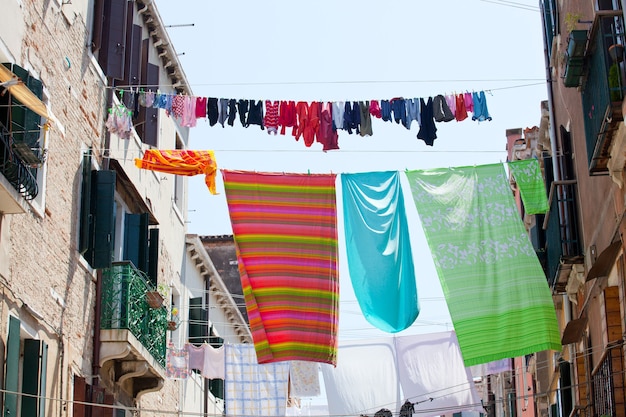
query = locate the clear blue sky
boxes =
[155,0,547,340]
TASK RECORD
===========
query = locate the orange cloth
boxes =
[134,150,218,195]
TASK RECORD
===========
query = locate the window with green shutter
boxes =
[21,339,48,417]
[78,151,93,254]
[85,170,116,269]
[123,213,149,273]
[4,316,20,417]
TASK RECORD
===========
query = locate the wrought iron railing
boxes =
[0,120,38,200]
[591,341,624,417]
[101,261,167,367]
[582,11,626,173]
[543,180,582,287]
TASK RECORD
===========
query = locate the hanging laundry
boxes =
[182,95,197,127]
[341,171,418,332]
[134,149,218,195]
[416,97,437,146]
[207,97,219,126]
[321,337,400,416]
[263,100,280,134]
[224,344,290,417]
[187,343,206,373]
[399,401,415,417]
[227,99,238,126]
[391,98,409,128]
[369,100,382,119]
[237,99,249,126]
[445,94,456,117]
[343,101,360,135]
[432,94,455,122]
[289,361,321,397]
[304,101,321,147]
[166,342,189,380]
[317,102,339,151]
[380,99,392,122]
[204,344,225,379]
[144,90,155,107]
[374,409,393,417]
[293,101,309,141]
[464,91,474,113]
[218,98,229,127]
[105,103,133,140]
[222,171,339,365]
[455,93,468,121]
[195,96,207,119]
[171,94,185,120]
[359,101,373,137]
[279,100,297,135]
[405,98,420,129]
[472,90,492,122]
[395,332,482,415]
[332,101,345,130]
[507,158,549,214]
[405,164,561,366]
[246,99,264,129]
[469,358,512,378]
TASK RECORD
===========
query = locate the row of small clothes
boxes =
[107,89,492,150]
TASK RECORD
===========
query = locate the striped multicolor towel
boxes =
[134,149,218,194]
[405,163,561,366]
[222,170,339,365]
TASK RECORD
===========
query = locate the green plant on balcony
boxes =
[609,62,622,101]
[146,282,170,309]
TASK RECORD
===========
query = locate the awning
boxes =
[0,64,54,123]
[561,317,587,345]
[586,241,622,281]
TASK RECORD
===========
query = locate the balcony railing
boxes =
[591,341,625,417]
[582,11,626,174]
[101,261,167,366]
[542,180,583,291]
[0,120,38,200]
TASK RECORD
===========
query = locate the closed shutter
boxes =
[147,228,159,288]
[143,64,159,146]
[87,170,116,269]
[123,213,149,274]
[21,339,48,417]
[134,39,149,140]
[72,376,87,417]
[79,151,93,254]
[98,0,127,79]
[3,316,20,417]
[91,0,105,53]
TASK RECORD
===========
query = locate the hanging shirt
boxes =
[279,100,297,135]
[304,101,321,147]
[455,93,468,121]
[359,101,373,137]
[369,100,382,119]
[237,99,249,126]
[195,96,207,118]
[405,98,420,129]
[166,342,189,380]
[207,97,219,126]
[187,343,206,373]
[264,100,280,134]
[464,92,474,113]
[472,90,492,122]
[391,98,408,128]
[380,99,392,122]
[417,97,437,146]
[204,344,225,379]
[432,94,455,122]
[171,95,185,120]
[317,102,339,151]
[294,101,309,141]
[343,101,360,135]
[227,99,238,126]
[218,98,229,127]
[332,101,345,130]
[445,94,456,117]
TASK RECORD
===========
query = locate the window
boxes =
[0,63,47,204]
[78,157,159,279]
[3,316,48,417]
[72,375,114,417]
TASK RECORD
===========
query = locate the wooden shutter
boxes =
[148,228,159,287]
[87,170,116,269]
[134,39,150,140]
[123,213,149,274]
[72,376,87,417]
[91,0,105,53]
[188,297,206,346]
[98,0,127,80]
[21,339,48,417]
[3,317,20,417]
[79,151,93,254]
[142,64,159,146]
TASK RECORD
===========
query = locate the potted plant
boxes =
[167,307,180,331]
[145,282,170,309]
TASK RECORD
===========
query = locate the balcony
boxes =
[99,261,167,399]
[542,180,583,292]
[582,11,626,174]
[0,120,38,213]
[591,341,625,417]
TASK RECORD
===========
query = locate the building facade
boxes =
[0,2,244,417]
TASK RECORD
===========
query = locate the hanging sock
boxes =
[134,150,218,195]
